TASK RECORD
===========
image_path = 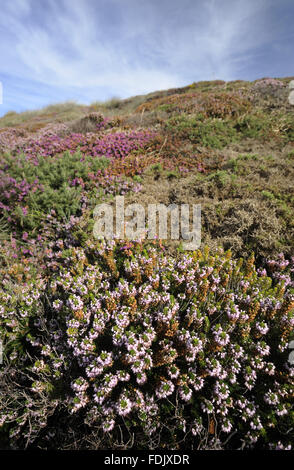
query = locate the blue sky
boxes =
[0,0,293,116]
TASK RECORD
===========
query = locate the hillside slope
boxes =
[0,77,293,451]
[1,76,294,259]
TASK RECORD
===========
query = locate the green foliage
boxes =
[234,113,272,139]
[207,170,237,188]
[146,162,164,175]
[26,184,83,227]
[281,114,294,143]
[166,115,238,149]
[2,151,110,232]
[132,175,143,183]
[261,190,276,201]
[4,151,109,188]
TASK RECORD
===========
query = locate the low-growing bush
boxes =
[165,115,238,149]
[234,114,272,139]
[0,151,109,232]
[0,151,141,234]
[0,240,293,449]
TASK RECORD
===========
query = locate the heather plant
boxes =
[0,127,29,152]
[252,78,285,90]
[136,90,251,121]
[251,79,289,110]
[1,77,294,452]
[12,129,156,164]
[0,123,70,153]
[199,92,252,119]
[0,240,293,449]
[69,113,118,134]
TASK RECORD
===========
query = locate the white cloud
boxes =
[0,0,290,108]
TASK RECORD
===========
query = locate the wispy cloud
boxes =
[0,0,293,115]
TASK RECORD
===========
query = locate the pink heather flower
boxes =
[191,420,203,436]
[264,390,279,405]
[269,442,292,450]
[168,365,180,379]
[52,299,63,311]
[67,294,84,311]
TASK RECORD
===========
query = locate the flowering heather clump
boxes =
[14,129,156,163]
[251,79,287,106]
[0,241,293,449]
[31,122,70,138]
[0,128,29,153]
[0,173,42,216]
[253,79,285,89]
[1,77,294,451]
[1,128,150,234]
[0,123,70,153]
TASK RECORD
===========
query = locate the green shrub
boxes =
[207,170,236,188]
[234,114,271,139]
[166,115,238,149]
[1,152,110,232]
[3,151,109,188]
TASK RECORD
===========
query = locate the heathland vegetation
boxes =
[0,77,293,449]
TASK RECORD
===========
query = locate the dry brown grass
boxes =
[0,101,89,130]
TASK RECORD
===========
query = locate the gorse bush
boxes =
[1,239,293,449]
[2,151,110,188]
[165,107,292,149]
[0,149,142,234]
[234,113,272,139]
[0,151,109,232]
[165,115,238,149]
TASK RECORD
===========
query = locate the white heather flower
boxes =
[168,365,180,379]
[102,418,115,433]
[52,299,63,311]
[71,377,89,393]
[179,385,192,402]
[155,380,175,399]
[116,396,133,416]
[255,321,269,335]
[136,372,147,385]
[264,390,279,405]
[117,370,131,382]
[222,419,233,433]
